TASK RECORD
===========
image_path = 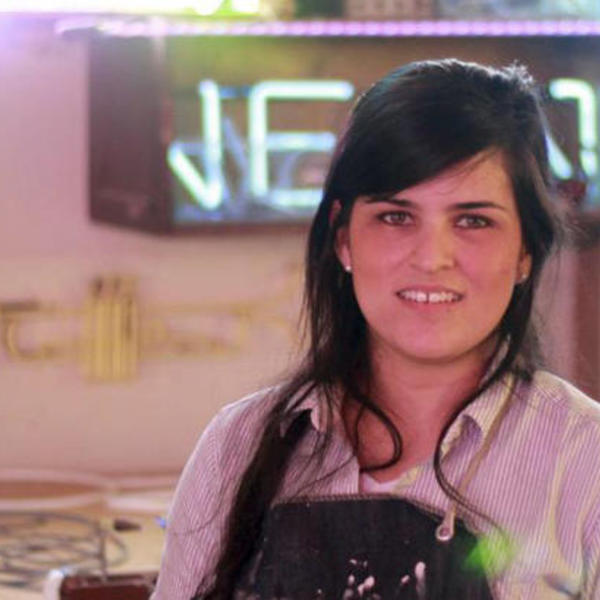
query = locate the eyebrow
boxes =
[364,196,509,212]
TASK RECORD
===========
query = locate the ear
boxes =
[517,247,532,284]
[331,200,351,270]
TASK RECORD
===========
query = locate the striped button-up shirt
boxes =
[152,370,600,599]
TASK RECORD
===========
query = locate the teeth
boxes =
[400,290,460,303]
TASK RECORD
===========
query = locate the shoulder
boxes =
[197,382,319,469]
[199,386,283,462]
[211,386,281,432]
[525,370,600,419]
[206,380,320,442]
[516,369,600,443]
[167,387,284,528]
[521,372,600,539]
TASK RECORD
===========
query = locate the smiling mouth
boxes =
[397,290,463,304]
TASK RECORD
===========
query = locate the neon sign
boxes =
[168,77,600,213]
[248,81,355,207]
[169,80,355,211]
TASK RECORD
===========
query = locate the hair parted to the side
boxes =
[197,59,563,599]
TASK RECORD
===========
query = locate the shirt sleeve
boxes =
[151,412,232,600]
[583,511,600,599]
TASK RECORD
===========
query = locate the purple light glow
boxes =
[55,18,600,38]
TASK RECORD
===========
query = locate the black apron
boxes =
[234,497,493,599]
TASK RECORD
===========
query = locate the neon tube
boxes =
[549,78,598,178]
[199,80,225,208]
[248,80,354,198]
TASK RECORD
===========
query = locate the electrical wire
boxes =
[0,470,174,591]
[0,511,129,592]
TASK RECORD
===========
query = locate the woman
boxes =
[153,59,600,599]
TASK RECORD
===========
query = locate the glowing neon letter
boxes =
[248,80,354,206]
[167,143,210,206]
[199,80,225,207]
[546,134,574,179]
[168,80,224,210]
[549,78,598,178]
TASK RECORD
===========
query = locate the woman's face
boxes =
[335,151,532,367]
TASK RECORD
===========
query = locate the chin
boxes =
[395,339,489,365]
[405,350,464,365]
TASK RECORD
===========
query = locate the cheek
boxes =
[352,242,402,294]
[350,233,393,275]
[465,253,518,302]
[349,247,395,312]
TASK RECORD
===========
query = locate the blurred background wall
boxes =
[0,17,597,476]
[0,25,305,473]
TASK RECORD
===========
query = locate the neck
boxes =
[369,343,492,427]
[344,336,497,475]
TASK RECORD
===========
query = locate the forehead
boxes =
[360,151,517,210]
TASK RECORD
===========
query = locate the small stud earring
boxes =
[344,264,352,273]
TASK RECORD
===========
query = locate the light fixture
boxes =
[54,18,600,37]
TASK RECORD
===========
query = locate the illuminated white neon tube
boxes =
[248,80,354,198]
[199,80,224,207]
[549,78,598,178]
[168,143,222,210]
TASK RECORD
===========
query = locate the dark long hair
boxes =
[199,59,562,599]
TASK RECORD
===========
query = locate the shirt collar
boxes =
[290,384,341,434]
[443,371,514,453]
[441,340,514,451]
[465,339,513,425]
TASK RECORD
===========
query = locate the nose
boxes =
[408,226,456,273]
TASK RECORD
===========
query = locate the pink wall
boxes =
[0,24,587,476]
[0,25,305,474]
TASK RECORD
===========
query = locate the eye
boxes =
[455,214,493,229]
[378,211,414,226]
